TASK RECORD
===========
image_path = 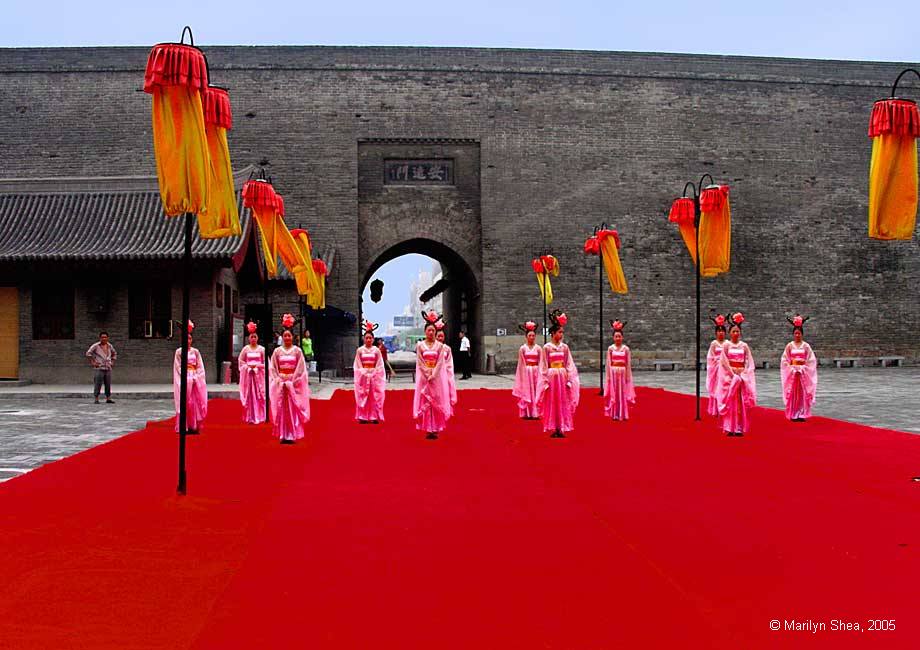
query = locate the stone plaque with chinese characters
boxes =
[384,159,454,185]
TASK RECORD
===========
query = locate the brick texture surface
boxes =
[1,46,918,374]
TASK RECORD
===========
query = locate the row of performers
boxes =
[173,310,818,441]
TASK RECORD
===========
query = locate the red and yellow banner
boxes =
[868,98,919,240]
[197,87,241,239]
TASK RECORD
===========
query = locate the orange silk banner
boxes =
[668,197,697,264]
[289,228,320,300]
[698,185,731,277]
[144,43,210,217]
[596,230,628,294]
[868,98,919,240]
[197,87,240,239]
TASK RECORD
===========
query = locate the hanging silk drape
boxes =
[242,179,280,276]
[311,259,328,309]
[532,255,559,304]
[289,228,320,299]
[596,229,629,294]
[698,185,731,277]
[144,43,210,217]
[269,196,313,288]
[668,197,697,263]
[197,86,241,239]
[868,98,920,240]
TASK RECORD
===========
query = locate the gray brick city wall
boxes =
[2,46,918,373]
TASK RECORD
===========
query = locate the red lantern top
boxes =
[531,259,544,273]
[868,98,920,138]
[143,43,209,93]
[540,255,556,273]
[203,86,232,129]
[242,179,277,210]
[312,259,328,276]
[583,236,599,255]
[700,185,729,212]
[273,194,285,217]
[596,229,621,249]
[668,197,695,225]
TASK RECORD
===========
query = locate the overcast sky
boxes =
[3,0,919,62]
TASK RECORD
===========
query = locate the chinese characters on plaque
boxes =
[384,159,454,185]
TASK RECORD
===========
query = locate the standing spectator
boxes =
[375,337,395,381]
[274,330,283,348]
[86,331,117,404]
[459,330,472,379]
[301,329,316,373]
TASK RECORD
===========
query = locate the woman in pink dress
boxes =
[539,309,580,438]
[353,321,386,424]
[238,322,267,424]
[436,323,458,416]
[780,314,818,422]
[173,321,208,434]
[604,319,636,421]
[717,312,757,437]
[512,321,542,420]
[706,313,728,418]
[269,314,311,444]
[413,311,452,440]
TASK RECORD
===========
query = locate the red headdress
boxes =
[709,312,727,332]
[549,309,568,333]
[187,320,195,333]
[786,313,809,332]
[363,320,379,336]
[421,310,442,328]
[281,313,295,329]
[729,312,745,329]
[610,319,626,333]
[434,319,446,332]
[246,321,258,334]
[518,320,538,334]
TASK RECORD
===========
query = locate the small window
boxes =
[129,283,172,339]
[33,283,75,339]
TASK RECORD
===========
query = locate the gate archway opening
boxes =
[360,238,481,372]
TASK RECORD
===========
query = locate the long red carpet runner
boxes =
[0,387,918,648]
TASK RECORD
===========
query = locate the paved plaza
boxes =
[0,367,916,482]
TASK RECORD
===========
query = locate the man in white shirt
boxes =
[458,331,472,379]
[86,331,117,404]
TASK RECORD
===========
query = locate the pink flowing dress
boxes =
[173,346,208,432]
[706,340,725,417]
[412,341,452,433]
[780,341,818,420]
[270,346,311,441]
[604,344,636,421]
[512,344,542,418]
[718,341,757,434]
[538,342,580,433]
[443,345,458,416]
[353,345,386,421]
[238,344,266,424]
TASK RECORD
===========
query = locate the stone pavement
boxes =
[0,367,916,481]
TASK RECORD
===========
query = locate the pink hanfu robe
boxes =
[173,346,208,432]
[238,344,266,424]
[443,344,458,416]
[604,344,636,421]
[539,342,580,433]
[512,344,542,418]
[353,344,386,422]
[413,341,453,433]
[706,340,725,417]
[780,341,818,420]
[718,341,757,434]
[270,345,311,441]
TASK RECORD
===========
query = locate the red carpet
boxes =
[1,387,918,649]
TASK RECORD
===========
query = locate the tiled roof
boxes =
[0,166,255,263]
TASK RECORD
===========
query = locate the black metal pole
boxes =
[263,282,270,420]
[598,253,604,395]
[177,212,192,495]
[694,197,702,421]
